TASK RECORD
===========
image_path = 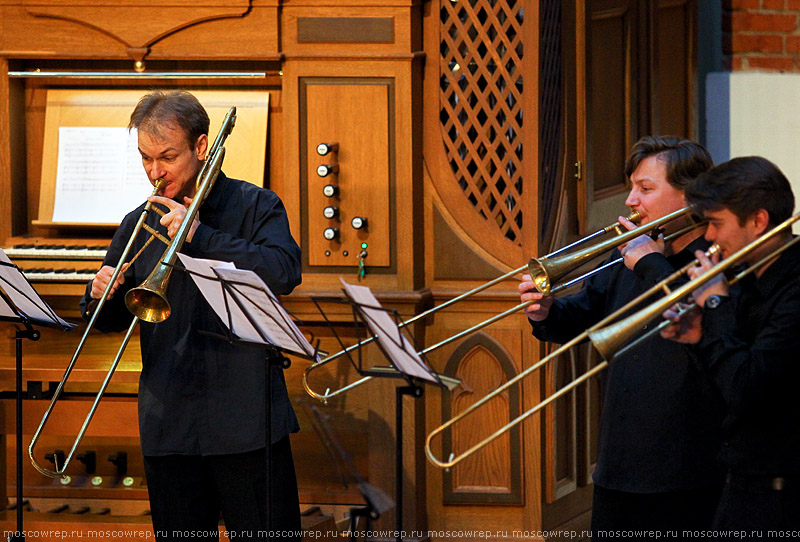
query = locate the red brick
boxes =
[732,33,784,52]
[731,12,798,32]
[788,0,800,9]
[729,55,743,71]
[746,55,796,71]
[728,0,761,8]
[786,34,800,52]
[762,0,786,9]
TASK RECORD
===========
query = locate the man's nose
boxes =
[149,160,166,180]
[625,192,638,207]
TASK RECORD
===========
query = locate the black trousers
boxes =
[713,478,800,538]
[590,484,721,541]
[144,436,301,542]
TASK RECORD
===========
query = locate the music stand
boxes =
[301,401,394,542]
[0,249,76,542]
[316,279,459,542]
[175,254,320,535]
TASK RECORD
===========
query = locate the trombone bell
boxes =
[125,285,171,323]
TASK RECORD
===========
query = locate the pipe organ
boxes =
[0,1,543,539]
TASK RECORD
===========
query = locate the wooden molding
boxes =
[23,0,252,53]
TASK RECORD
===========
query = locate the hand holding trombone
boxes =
[424,209,800,469]
[303,206,703,403]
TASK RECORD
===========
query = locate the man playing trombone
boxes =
[662,156,800,534]
[80,90,303,541]
[519,136,725,537]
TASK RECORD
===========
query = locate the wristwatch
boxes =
[705,294,726,310]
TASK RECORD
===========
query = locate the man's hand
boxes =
[91,263,129,299]
[616,215,665,270]
[686,249,728,308]
[661,302,703,344]
[519,273,555,321]
[149,195,200,242]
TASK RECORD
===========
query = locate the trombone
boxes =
[303,207,701,403]
[424,209,800,469]
[28,107,237,478]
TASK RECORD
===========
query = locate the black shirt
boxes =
[530,236,725,493]
[693,238,800,477]
[80,173,302,456]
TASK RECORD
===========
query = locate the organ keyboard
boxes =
[2,238,108,295]
[4,244,107,260]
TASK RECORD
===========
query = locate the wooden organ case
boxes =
[0,1,547,540]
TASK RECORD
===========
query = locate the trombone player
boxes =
[518,136,724,536]
[80,90,303,540]
[661,156,800,534]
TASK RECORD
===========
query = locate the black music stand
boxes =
[302,401,394,542]
[0,250,76,542]
[314,279,459,542]
[175,254,320,536]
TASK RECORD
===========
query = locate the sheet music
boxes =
[177,254,317,359]
[52,127,153,223]
[339,279,436,382]
[0,249,74,328]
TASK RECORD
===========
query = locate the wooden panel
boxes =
[588,3,632,195]
[23,0,250,50]
[302,79,393,270]
[297,17,394,43]
[282,4,415,56]
[442,334,522,504]
[1,2,280,62]
[423,301,541,531]
[655,0,693,137]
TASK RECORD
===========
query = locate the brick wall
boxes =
[725,0,800,71]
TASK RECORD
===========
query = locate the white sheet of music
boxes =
[177,254,317,359]
[0,249,74,327]
[340,279,436,382]
[52,127,153,223]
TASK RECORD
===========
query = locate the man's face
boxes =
[703,208,762,259]
[138,124,208,201]
[624,154,686,226]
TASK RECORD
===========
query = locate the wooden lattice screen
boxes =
[439,0,525,244]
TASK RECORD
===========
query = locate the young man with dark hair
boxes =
[662,156,800,534]
[82,90,303,541]
[519,136,725,537]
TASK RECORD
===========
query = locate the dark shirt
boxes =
[80,173,302,456]
[530,236,725,493]
[693,238,800,478]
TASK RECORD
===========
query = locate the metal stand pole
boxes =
[395,385,422,542]
[9,326,39,542]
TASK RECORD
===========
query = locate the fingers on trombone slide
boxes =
[91,264,129,300]
[660,301,702,344]
[518,274,553,321]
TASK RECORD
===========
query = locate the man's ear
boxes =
[753,208,771,235]
[195,134,209,161]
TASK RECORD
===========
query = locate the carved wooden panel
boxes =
[439,0,524,244]
[23,0,251,50]
[442,333,521,504]
[423,0,535,272]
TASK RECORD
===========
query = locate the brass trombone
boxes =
[424,209,800,469]
[303,207,701,403]
[29,107,237,478]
